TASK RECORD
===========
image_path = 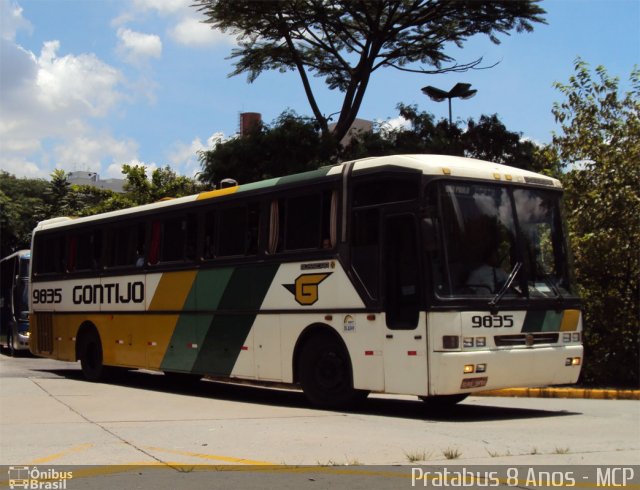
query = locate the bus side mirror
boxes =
[422,218,438,252]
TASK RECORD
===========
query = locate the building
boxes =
[328,118,373,146]
[239,112,262,136]
[67,171,125,193]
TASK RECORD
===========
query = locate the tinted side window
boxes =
[353,176,419,207]
[34,234,64,275]
[108,222,146,268]
[75,230,102,271]
[351,208,380,299]
[218,203,261,257]
[158,214,197,263]
[285,194,322,250]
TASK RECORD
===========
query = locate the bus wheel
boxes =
[298,333,368,409]
[419,394,469,408]
[79,330,105,382]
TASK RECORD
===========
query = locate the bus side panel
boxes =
[186,263,279,377]
[259,261,385,391]
[252,315,280,381]
[276,312,385,391]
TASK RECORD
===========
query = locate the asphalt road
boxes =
[1,351,638,489]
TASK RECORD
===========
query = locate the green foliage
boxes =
[194,0,546,145]
[0,172,49,257]
[0,165,203,258]
[552,59,640,387]
[198,107,546,187]
[343,104,545,172]
[198,111,336,185]
[121,164,204,205]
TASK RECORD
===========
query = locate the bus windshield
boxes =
[430,183,574,299]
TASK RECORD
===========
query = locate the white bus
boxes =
[29,155,582,408]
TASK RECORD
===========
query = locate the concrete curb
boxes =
[475,387,640,400]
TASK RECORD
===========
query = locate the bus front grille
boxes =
[494,333,559,347]
[36,313,54,353]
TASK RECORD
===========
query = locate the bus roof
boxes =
[34,154,561,233]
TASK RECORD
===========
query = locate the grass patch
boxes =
[442,447,462,460]
[404,450,430,463]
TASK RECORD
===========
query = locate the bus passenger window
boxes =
[219,205,261,257]
[161,216,184,262]
[285,194,321,250]
[219,206,246,256]
[203,211,216,259]
[34,235,63,275]
[109,222,145,268]
[75,230,102,271]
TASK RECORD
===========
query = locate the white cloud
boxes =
[114,0,234,48]
[36,41,124,117]
[167,137,206,177]
[167,132,227,177]
[132,0,190,15]
[0,0,32,40]
[117,27,162,66]
[0,36,139,178]
[53,134,139,174]
[169,15,235,47]
[380,115,412,132]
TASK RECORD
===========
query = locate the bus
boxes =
[28,154,583,408]
[1,250,31,355]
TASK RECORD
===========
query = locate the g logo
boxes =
[284,273,332,306]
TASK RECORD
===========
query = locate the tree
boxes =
[0,172,49,257]
[198,106,547,185]
[198,111,335,185]
[122,164,205,204]
[343,104,546,171]
[194,0,546,145]
[552,59,640,387]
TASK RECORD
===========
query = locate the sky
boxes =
[0,0,638,181]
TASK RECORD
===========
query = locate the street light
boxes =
[421,83,477,125]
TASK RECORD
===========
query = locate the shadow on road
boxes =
[33,366,581,423]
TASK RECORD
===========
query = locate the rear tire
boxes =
[79,330,106,382]
[298,333,368,409]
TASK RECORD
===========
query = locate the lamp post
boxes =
[421,83,477,125]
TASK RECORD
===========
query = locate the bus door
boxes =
[381,211,428,395]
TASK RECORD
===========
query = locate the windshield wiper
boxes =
[489,262,523,313]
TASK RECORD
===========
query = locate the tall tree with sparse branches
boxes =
[194,0,546,145]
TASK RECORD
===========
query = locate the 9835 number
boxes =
[471,314,514,328]
[32,288,62,304]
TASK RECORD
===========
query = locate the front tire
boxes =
[298,333,368,409]
[79,330,106,382]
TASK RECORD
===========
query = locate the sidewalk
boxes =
[476,387,640,400]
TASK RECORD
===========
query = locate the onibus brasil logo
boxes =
[8,466,73,489]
